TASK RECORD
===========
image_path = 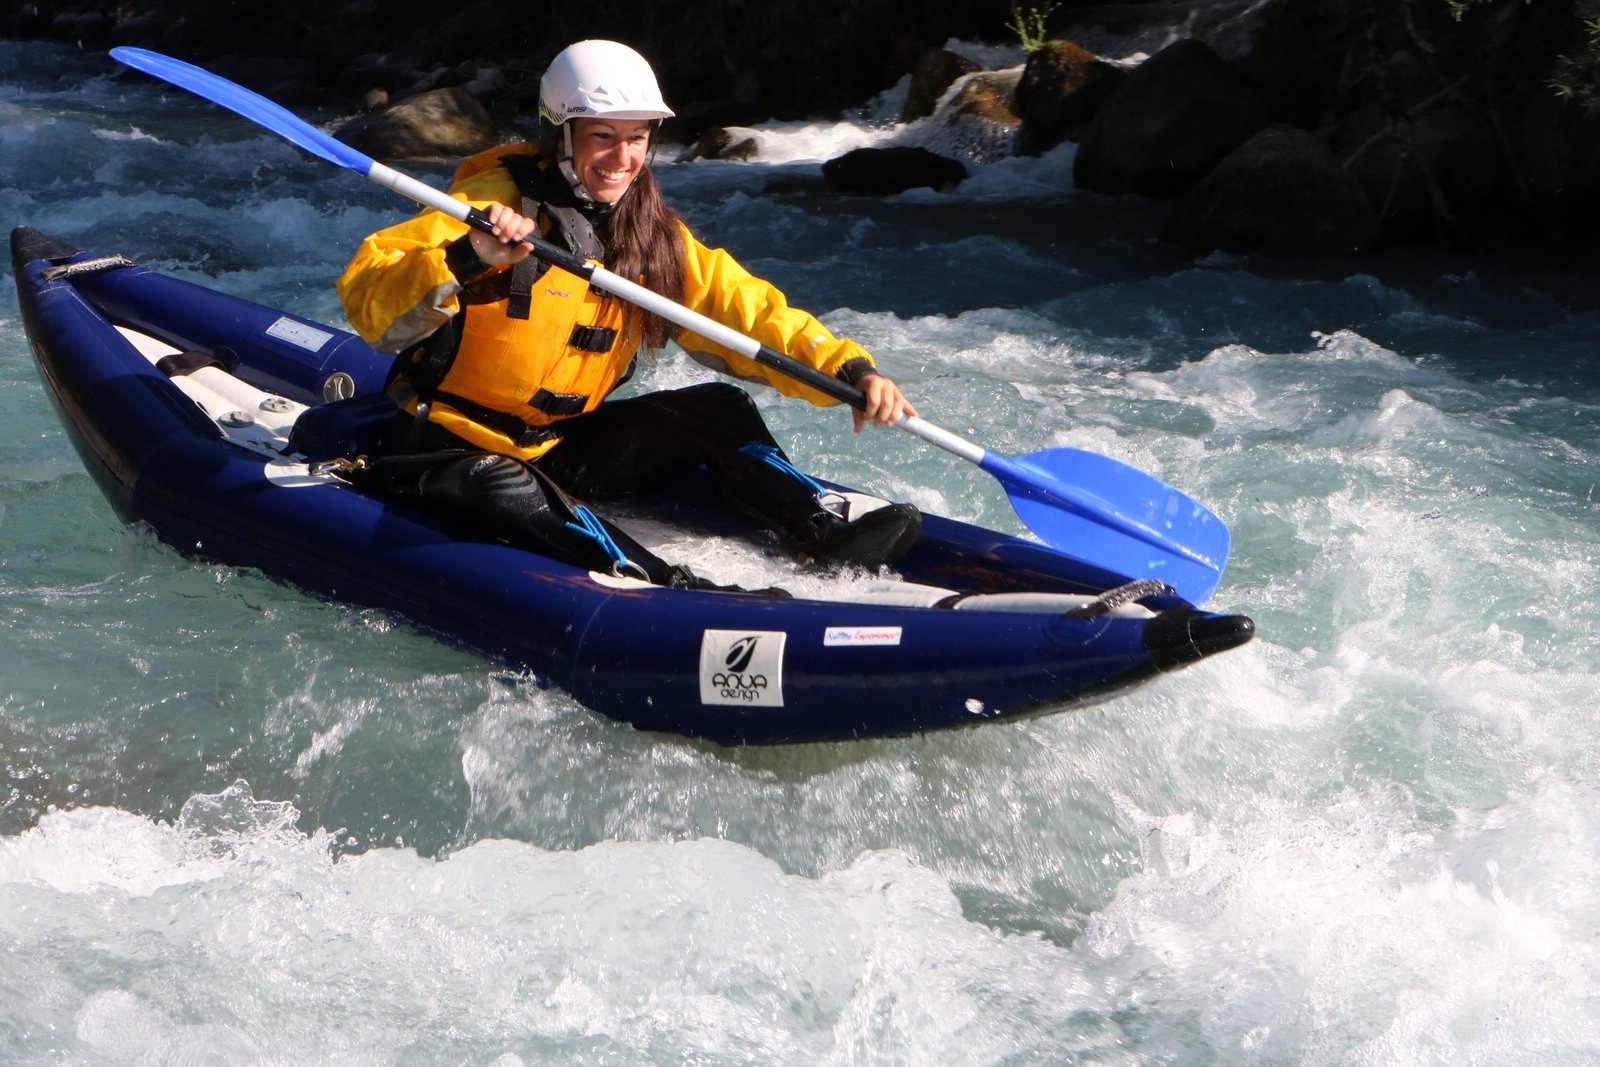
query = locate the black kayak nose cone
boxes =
[1144,609,1256,670]
[10,226,82,276]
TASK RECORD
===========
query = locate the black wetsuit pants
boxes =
[371,383,827,584]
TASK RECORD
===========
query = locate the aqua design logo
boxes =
[699,629,786,707]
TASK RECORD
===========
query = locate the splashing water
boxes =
[3,39,1599,1065]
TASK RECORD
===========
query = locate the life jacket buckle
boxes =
[567,324,617,352]
[527,388,588,417]
[513,425,559,449]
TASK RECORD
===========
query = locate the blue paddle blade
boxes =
[110,48,377,175]
[985,447,1230,604]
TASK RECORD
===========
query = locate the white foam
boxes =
[9,43,1600,1064]
[0,781,1138,1063]
[1077,780,1600,1063]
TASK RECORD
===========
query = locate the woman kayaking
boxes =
[337,39,922,588]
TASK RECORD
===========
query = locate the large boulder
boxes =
[1014,39,1124,151]
[945,69,1023,126]
[901,48,982,123]
[204,55,324,106]
[345,45,439,95]
[328,87,501,162]
[1074,39,1272,198]
[679,127,761,162]
[822,146,967,195]
[1225,0,1355,127]
[934,68,1025,162]
[1161,126,1381,255]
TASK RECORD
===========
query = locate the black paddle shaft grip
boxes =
[463,207,593,278]
[749,347,868,411]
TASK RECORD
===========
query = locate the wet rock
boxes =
[328,86,501,162]
[348,48,433,88]
[208,55,323,105]
[929,69,1025,162]
[1162,126,1380,255]
[680,127,761,162]
[11,0,1595,256]
[50,10,100,40]
[1074,39,1272,198]
[902,49,981,123]
[1015,39,1125,152]
[461,65,511,102]
[103,12,173,50]
[822,146,967,195]
[1227,0,1353,127]
[407,65,456,97]
[945,69,1023,127]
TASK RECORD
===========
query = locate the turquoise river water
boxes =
[2,40,1598,1065]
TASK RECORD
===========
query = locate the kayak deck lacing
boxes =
[1064,578,1174,619]
[565,504,651,581]
[309,455,373,476]
[739,442,829,498]
[42,254,137,281]
[307,448,480,477]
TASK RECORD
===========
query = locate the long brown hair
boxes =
[604,161,685,351]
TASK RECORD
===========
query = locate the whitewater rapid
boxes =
[2,38,1598,1065]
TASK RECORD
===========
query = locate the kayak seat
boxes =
[286,393,405,464]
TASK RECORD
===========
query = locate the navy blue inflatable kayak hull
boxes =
[13,227,1252,744]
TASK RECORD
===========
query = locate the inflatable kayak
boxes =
[12,226,1253,744]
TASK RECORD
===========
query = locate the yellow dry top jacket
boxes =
[337,144,876,460]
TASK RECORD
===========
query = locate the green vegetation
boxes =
[1550,0,1600,111]
[1006,1,1060,54]
[1448,0,1600,112]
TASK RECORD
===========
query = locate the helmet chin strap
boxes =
[557,123,597,205]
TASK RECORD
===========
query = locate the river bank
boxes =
[7,0,1598,260]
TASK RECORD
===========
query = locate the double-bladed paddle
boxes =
[109,46,1232,603]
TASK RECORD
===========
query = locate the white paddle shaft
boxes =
[369,163,991,467]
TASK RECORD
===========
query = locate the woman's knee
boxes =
[670,381,760,418]
[422,453,537,499]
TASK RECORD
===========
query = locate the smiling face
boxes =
[568,117,653,204]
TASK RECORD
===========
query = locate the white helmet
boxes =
[538,40,674,125]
